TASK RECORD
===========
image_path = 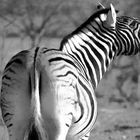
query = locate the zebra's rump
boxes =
[0,47,97,140]
[0,47,51,140]
[0,48,35,140]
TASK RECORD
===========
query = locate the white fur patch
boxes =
[100,14,107,21]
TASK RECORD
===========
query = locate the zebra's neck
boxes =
[61,24,117,88]
[60,8,140,89]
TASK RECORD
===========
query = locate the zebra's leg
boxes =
[41,81,76,140]
[80,132,90,140]
[54,82,78,140]
[56,112,73,140]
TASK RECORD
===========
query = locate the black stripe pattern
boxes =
[59,4,140,139]
[60,7,140,89]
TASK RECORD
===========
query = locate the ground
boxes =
[90,102,140,140]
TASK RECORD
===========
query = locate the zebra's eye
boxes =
[129,21,136,28]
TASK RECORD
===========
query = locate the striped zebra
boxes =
[0,46,93,140]
[0,4,140,140]
[59,3,140,139]
[60,4,140,89]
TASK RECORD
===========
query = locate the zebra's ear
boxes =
[106,4,116,28]
[97,2,105,10]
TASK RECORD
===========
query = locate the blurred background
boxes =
[0,0,140,140]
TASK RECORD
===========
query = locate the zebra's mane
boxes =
[60,7,111,50]
[72,8,111,34]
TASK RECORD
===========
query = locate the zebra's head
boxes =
[117,15,140,54]
[95,4,140,55]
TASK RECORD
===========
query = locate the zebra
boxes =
[60,4,140,89]
[0,3,140,140]
[58,3,140,139]
[0,46,93,140]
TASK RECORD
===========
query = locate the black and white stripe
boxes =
[0,46,96,140]
[60,5,140,89]
[59,4,140,139]
[39,48,97,140]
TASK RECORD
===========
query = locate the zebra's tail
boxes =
[24,48,48,140]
